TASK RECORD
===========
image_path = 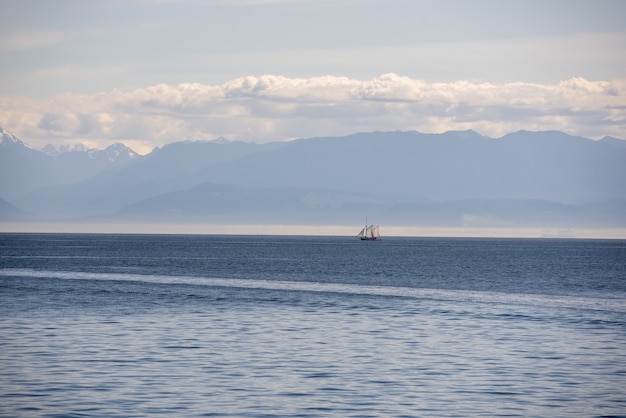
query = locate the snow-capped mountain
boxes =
[0,128,141,203]
[42,143,91,156]
[43,142,139,162]
[101,142,140,162]
[0,127,32,149]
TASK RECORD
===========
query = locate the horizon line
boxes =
[1,222,625,240]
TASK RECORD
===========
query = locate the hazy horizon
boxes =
[1,1,625,236]
[2,128,625,237]
[3,220,626,240]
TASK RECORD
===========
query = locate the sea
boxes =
[1,233,625,417]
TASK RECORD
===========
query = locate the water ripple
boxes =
[2,268,625,313]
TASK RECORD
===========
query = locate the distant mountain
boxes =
[2,127,625,229]
[0,197,32,221]
[43,142,139,163]
[104,184,626,228]
[190,130,626,203]
[600,136,626,149]
[16,139,284,218]
[0,128,140,203]
[107,182,396,225]
[1,127,52,202]
[0,127,32,149]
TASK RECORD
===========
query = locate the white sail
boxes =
[357,219,381,240]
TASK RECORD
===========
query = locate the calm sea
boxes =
[1,233,625,417]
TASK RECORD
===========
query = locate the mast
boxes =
[358,217,380,240]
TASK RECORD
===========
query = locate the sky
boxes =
[1,0,625,154]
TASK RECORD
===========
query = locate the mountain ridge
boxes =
[0,129,142,202]
[1,127,625,229]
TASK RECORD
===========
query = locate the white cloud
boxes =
[1,74,624,153]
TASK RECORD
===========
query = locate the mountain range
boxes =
[1,127,625,230]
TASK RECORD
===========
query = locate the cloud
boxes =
[1,74,624,153]
[0,27,76,53]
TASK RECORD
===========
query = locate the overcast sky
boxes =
[1,0,625,153]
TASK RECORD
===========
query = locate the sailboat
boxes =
[357,219,380,240]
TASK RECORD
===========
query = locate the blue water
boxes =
[1,233,625,417]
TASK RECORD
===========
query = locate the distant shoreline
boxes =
[1,222,625,240]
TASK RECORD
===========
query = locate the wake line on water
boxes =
[2,268,625,313]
